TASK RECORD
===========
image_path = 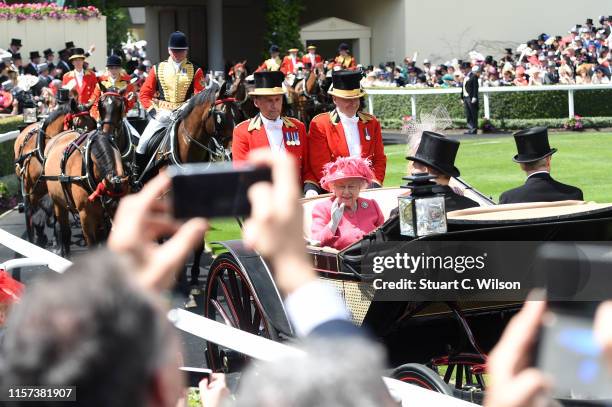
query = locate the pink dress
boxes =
[311,197,385,250]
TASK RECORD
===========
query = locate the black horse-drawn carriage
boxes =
[202,184,612,403]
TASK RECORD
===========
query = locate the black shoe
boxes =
[131,152,147,183]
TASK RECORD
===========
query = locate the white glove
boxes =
[305,189,319,198]
[328,200,345,234]
[471,97,477,104]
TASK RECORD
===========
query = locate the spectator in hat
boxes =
[592,66,610,84]
[61,48,97,107]
[231,71,315,190]
[256,45,282,72]
[310,156,384,250]
[37,63,53,87]
[528,66,544,85]
[576,63,593,84]
[24,51,41,76]
[8,38,21,57]
[513,65,528,86]
[11,54,24,75]
[330,43,357,71]
[499,127,583,204]
[308,70,386,195]
[302,45,322,68]
[89,54,136,121]
[543,62,560,84]
[56,48,72,79]
[43,48,55,73]
[461,65,480,134]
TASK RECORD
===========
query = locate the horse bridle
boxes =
[98,91,128,128]
[181,97,236,161]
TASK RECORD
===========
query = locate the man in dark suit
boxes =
[405,131,480,211]
[8,38,21,57]
[24,51,41,76]
[462,65,480,135]
[499,127,583,204]
[43,48,55,73]
[55,49,72,79]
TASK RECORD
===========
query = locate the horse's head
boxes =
[90,130,127,199]
[97,83,127,135]
[177,84,238,162]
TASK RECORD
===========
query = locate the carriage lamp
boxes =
[22,97,37,124]
[397,173,447,237]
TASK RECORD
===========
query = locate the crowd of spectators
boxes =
[361,16,612,88]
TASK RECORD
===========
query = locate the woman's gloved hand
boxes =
[328,199,345,234]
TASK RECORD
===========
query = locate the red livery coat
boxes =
[61,69,97,104]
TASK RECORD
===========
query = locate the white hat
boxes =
[423,59,430,64]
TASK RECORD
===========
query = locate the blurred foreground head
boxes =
[236,338,397,407]
[0,250,183,407]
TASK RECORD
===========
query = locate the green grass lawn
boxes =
[207,131,612,249]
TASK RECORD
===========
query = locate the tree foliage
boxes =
[74,0,129,54]
[263,0,304,57]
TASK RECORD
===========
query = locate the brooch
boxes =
[364,128,371,141]
[361,201,369,209]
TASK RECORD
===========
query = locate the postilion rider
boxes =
[232,70,315,190]
[135,31,206,179]
[307,70,387,196]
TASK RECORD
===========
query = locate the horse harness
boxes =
[43,131,124,215]
[144,97,235,177]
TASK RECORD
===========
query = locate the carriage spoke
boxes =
[216,271,241,328]
[227,270,252,332]
[210,299,234,327]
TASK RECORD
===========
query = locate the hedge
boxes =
[369,88,612,129]
[0,115,23,177]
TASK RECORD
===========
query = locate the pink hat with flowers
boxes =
[320,156,376,192]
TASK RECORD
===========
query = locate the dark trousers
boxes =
[463,97,479,131]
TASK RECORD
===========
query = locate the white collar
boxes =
[260,114,282,127]
[527,170,549,179]
[337,109,358,123]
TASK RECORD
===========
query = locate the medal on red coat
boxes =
[365,128,371,141]
[294,132,300,146]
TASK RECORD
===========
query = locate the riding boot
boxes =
[131,152,148,187]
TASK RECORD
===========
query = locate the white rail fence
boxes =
[365,84,612,120]
[0,227,475,406]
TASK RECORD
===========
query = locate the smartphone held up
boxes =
[168,162,272,219]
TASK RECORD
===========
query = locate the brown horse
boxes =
[44,129,127,257]
[95,84,134,165]
[13,102,96,245]
[138,83,238,289]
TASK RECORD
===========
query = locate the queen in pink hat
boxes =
[311,156,385,250]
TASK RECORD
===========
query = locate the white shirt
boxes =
[260,114,285,152]
[527,170,550,180]
[172,59,182,73]
[308,52,316,66]
[337,110,361,157]
[74,69,84,87]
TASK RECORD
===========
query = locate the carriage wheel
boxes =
[391,363,454,395]
[204,253,278,372]
[431,353,487,391]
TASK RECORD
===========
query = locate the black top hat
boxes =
[406,131,461,178]
[168,31,188,49]
[505,48,513,54]
[338,42,350,52]
[249,71,285,96]
[586,18,594,24]
[11,38,22,47]
[29,51,41,60]
[57,88,71,104]
[106,54,122,67]
[269,44,280,54]
[65,41,76,49]
[43,48,54,57]
[328,70,364,99]
[69,48,86,60]
[512,127,557,163]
